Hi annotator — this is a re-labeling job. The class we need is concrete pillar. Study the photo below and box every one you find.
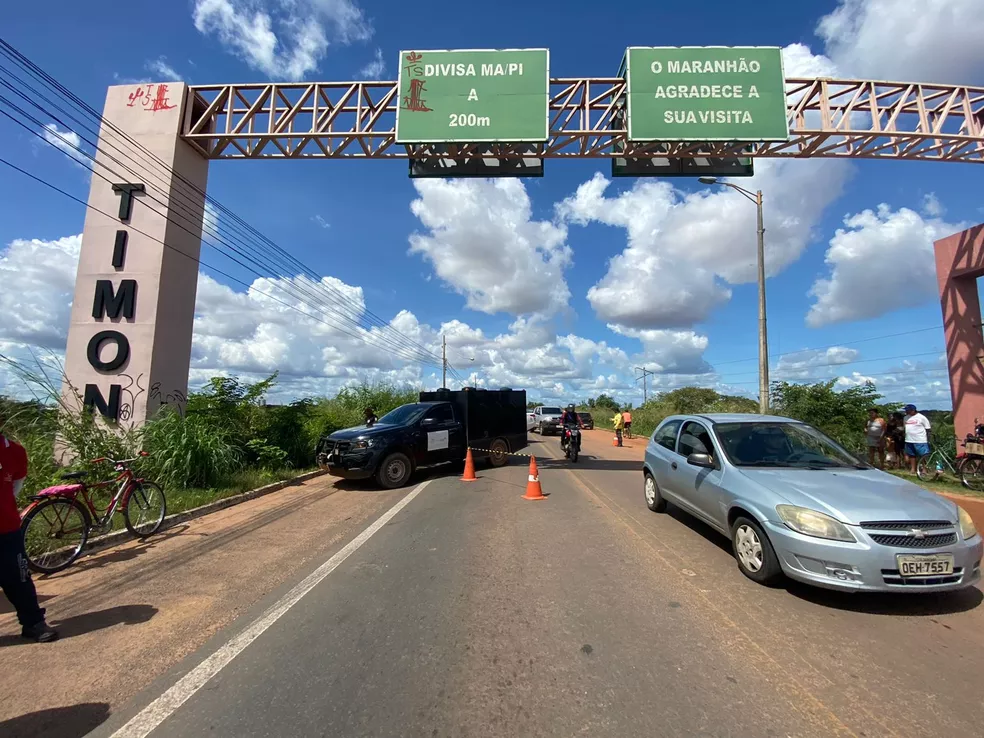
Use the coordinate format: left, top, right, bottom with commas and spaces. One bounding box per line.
935, 224, 984, 437
61, 82, 209, 427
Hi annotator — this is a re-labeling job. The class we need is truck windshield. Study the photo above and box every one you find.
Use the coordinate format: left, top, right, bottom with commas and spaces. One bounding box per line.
541, 407, 562, 415
377, 403, 428, 426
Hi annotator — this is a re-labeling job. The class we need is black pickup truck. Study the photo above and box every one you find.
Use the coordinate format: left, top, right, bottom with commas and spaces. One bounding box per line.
316, 388, 528, 488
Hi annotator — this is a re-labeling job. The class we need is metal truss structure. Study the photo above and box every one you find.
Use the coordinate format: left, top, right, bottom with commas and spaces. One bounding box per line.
183, 77, 984, 163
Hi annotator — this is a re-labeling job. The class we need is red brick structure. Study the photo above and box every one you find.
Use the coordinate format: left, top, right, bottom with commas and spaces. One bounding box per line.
935, 224, 984, 437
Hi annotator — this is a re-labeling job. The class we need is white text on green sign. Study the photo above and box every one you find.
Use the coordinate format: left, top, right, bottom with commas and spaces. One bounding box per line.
395, 49, 549, 144
624, 47, 789, 142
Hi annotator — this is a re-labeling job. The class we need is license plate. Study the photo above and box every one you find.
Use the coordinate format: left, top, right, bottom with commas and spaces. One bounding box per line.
897, 554, 954, 577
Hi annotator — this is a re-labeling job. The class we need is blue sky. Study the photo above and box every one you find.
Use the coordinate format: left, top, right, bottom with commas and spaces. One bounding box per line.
2, 0, 984, 408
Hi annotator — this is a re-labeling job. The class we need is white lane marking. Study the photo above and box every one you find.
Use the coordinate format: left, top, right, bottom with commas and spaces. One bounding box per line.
110, 479, 433, 738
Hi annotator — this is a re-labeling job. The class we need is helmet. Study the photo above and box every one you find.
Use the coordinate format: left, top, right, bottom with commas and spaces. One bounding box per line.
567, 404, 576, 411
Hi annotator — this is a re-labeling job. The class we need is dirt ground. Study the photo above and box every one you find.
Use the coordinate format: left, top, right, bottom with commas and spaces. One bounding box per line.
0, 474, 407, 738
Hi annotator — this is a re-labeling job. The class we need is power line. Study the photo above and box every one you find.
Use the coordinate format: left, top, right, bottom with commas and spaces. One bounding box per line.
0, 39, 448, 371
0, 92, 455, 374
709, 325, 944, 367
0, 155, 451, 379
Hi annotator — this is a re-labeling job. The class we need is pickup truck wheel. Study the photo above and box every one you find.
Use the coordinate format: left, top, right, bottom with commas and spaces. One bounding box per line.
488, 438, 509, 468
377, 452, 412, 489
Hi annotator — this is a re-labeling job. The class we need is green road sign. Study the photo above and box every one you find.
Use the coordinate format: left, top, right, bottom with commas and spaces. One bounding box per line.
622, 47, 789, 142
396, 49, 549, 144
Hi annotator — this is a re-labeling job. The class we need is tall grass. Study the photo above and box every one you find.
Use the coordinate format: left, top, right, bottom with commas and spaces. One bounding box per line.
303, 381, 420, 442
141, 410, 243, 490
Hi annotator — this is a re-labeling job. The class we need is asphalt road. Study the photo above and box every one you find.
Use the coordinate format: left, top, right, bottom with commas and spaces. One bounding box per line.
86, 431, 984, 738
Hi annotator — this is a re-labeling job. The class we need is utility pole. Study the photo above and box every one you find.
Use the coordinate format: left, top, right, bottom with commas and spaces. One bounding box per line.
636, 366, 655, 405
698, 177, 770, 414
442, 334, 447, 389
755, 189, 770, 414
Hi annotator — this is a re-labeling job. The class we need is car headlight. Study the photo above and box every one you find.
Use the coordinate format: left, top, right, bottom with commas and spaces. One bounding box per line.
958, 506, 978, 540
776, 505, 856, 542
351, 439, 374, 450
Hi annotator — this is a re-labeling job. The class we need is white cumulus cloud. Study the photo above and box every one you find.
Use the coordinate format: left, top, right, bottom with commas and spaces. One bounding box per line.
817, 0, 984, 82
358, 48, 386, 79
409, 178, 572, 317
192, 0, 372, 79
40, 124, 88, 168
807, 204, 966, 327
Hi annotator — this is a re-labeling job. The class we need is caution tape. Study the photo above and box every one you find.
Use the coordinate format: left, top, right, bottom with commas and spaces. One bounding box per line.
468, 446, 539, 458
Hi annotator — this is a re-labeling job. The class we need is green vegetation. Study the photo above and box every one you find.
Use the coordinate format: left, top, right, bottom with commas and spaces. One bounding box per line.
580, 387, 758, 437
0, 357, 420, 511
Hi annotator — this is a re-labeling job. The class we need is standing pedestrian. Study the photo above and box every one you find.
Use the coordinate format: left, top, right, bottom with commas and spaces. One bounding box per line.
903, 404, 932, 474
613, 410, 624, 447
0, 426, 58, 642
622, 408, 633, 439
864, 408, 886, 468
886, 412, 906, 468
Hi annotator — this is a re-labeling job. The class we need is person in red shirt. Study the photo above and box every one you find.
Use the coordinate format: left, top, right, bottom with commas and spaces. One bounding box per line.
0, 429, 57, 642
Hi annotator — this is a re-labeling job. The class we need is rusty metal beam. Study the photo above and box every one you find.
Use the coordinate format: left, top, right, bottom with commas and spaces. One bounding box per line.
182, 78, 984, 163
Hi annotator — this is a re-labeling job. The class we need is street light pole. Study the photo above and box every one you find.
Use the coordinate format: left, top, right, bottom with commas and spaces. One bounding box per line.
699, 177, 770, 413
754, 189, 769, 414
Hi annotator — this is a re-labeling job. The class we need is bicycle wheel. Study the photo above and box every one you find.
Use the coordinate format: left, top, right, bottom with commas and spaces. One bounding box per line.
21, 497, 89, 574
960, 456, 984, 492
916, 454, 936, 481
123, 481, 167, 538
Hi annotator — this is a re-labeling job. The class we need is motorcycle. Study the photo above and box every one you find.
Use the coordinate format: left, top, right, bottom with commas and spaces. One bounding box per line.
562, 425, 581, 463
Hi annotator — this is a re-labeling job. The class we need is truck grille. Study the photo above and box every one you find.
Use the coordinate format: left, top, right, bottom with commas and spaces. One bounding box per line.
321, 441, 351, 456
869, 533, 957, 548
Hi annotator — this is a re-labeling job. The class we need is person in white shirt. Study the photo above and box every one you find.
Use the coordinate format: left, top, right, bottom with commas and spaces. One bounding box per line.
903, 403, 932, 473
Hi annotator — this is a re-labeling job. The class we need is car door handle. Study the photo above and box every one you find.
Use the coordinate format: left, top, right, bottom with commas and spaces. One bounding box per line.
671, 462, 678, 470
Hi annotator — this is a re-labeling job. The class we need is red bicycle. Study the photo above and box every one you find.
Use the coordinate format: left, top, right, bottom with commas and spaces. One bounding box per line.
20, 453, 166, 574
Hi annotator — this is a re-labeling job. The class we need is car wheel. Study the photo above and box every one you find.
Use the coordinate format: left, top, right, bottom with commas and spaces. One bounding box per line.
376, 452, 413, 489
730, 516, 783, 586
644, 472, 666, 512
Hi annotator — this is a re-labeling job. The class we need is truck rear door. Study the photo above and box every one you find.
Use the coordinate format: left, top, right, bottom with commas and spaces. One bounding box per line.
417, 403, 463, 465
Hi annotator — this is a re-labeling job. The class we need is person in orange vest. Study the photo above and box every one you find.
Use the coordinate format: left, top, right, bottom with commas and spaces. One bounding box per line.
622, 408, 633, 439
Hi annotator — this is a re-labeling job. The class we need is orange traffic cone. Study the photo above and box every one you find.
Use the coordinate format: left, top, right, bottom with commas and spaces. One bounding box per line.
461, 448, 477, 482
522, 456, 546, 501
612, 435, 618, 447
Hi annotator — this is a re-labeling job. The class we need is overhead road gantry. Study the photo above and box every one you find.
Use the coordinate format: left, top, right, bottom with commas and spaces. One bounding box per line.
182, 77, 984, 164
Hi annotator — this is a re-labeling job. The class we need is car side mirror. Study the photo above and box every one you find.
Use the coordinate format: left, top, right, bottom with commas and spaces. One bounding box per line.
421, 417, 437, 427
687, 452, 715, 469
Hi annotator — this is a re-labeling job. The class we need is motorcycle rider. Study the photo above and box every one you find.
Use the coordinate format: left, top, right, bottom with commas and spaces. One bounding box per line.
559, 404, 583, 453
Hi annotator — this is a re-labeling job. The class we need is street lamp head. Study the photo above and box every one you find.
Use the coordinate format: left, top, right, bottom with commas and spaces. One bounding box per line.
697, 176, 719, 185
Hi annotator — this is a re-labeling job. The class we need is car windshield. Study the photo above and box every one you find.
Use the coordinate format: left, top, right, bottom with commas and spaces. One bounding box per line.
578, 413, 592, 420
377, 403, 428, 426
541, 407, 562, 415
713, 421, 867, 469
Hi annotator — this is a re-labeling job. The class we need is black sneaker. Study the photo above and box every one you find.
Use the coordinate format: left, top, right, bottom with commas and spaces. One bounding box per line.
21, 621, 59, 643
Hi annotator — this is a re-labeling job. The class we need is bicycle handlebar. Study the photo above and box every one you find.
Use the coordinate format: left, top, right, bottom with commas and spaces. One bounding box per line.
89, 451, 150, 466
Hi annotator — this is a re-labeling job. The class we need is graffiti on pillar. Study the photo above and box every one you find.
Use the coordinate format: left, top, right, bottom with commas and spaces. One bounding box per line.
150, 382, 187, 417
116, 373, 147, 424
126, 84, 177, 112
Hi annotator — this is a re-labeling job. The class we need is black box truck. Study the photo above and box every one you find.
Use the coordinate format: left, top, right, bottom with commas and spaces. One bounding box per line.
316, 387, 528, 488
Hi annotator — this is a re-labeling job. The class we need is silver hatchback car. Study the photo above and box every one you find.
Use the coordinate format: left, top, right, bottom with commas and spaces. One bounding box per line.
643, 414, 983, 593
